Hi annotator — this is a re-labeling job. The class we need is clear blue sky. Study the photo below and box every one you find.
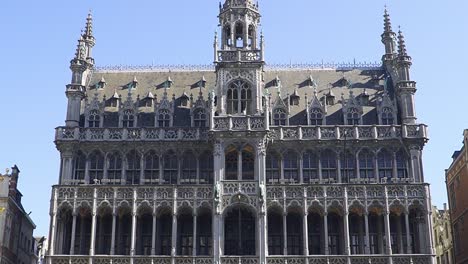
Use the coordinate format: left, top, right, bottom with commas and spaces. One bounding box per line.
0, 0, 466, 236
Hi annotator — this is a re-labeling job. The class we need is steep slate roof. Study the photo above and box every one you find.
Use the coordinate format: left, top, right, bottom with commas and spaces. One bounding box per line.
85, 67, 386, 125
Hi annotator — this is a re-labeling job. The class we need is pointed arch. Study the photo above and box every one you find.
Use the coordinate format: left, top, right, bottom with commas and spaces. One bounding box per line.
144, 150, 160, 184
89, 150, 104, 183
225, 145, 239, 180
242, 145, 255, 180
227, 80, 252, 115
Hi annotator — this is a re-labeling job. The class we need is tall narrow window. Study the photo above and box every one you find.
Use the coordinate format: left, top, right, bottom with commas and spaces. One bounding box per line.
268, 209, 283, 255
308, 212, 323, 255
107, 152, 122, 184
177, 212, 193, 255
381, 107, 394, 125
163, 151, 178, 184
396, 150, 408, 179
266, 152, 280, 183
181, 152, 197, 184
122, 110, 135, 128
158, 109, 171, 127
273, 108, 287, 126
242, 146, 255, 180
126, 150, 141, 184
359, 150, 375, 180
284, 151, 299, 183
328, 212, 343, 255
248, 25, 255, 48
287, 212, 303, 255
378, 149, 393, 182
73, 152, 86, 183
197, 210, 213, 255
302, 151, 318, 183
89, 151, 104, 183
346, 107, 360, 125
199, 151, 213, 184
340, 151, 355, 183
194, 108, 207, 127
225, 148, 238, 180
235, 23, 244, 48
224, 207, 256, 256
227, 80, 251, 115
144, 151, 159, 184
321, 150, 337, 182
157, 211, 172, 255
310, 108, 323, 125
88, 110, 100, 128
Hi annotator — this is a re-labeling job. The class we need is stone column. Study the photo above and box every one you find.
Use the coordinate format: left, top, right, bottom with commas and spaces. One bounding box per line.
283, 212, 288, 255
343, 187, 350, 255
336, 155, 342, 183
193, 213, 198, 256
384, 187, 392, 257
213, 140, 223, 263
364, 212, 370, 254
237, 149, 242, 181
130, 189, 138, 256
257, 139, 268, 263
374, 153, 379, 183
85, 159, 90, 184
323, 212, 329, 255
318, 152, 323, 183
152, 212, 157, 255
70, 211, 77, 255
299, 154, 304, 184
397, 214, 404, 254
90, 188, 98, 256
303, 210, 309, 256
392, 152, 398, 181
172, 213, 178, 257
48, 188, 59, 257
110, 211, 117, 255
404, 211, 412, 254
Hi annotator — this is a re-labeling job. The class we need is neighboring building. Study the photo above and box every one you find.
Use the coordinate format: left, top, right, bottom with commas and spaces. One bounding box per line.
0, 166, 38, 264
432, 204, 454, 264
35, 237, 47, 264
46, 1, 435, 264
446, 129, 468, 264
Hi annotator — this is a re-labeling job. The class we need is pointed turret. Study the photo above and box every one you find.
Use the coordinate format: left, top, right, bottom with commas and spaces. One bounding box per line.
381, 7, 397, 62
396, 28, 413, 81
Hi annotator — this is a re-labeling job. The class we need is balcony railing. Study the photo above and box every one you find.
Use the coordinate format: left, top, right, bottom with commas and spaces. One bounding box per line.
268, 124, 428, 141
212, 116, 266, 131
46, 255, 433, 264
217, 50, 263, 63
55, 127, 208, 142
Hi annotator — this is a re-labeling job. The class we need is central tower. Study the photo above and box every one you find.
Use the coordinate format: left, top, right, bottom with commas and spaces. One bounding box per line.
215, 0, 265, 115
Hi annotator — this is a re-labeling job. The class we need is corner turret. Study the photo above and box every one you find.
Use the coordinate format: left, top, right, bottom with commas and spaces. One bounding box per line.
381, 8, 397, 63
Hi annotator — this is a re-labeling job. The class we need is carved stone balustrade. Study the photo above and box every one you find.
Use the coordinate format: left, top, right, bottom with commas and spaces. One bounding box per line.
55, 127, 208, 142
268, 124, 428, 141
212, 116, 266, 131
217, 50, 263, 63
46, 255, 433, 264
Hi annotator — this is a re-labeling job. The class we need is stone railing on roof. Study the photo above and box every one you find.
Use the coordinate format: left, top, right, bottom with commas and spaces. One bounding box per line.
212, 116, 266, 131
268, 124, 427, 141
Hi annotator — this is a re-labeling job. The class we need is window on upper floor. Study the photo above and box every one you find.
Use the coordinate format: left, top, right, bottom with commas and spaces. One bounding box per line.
242, 145, 255, 180
88, 110, 100, 128
163, 151, 178, 184
310, 108, 323, 126
302, 151, 318, 183
122, 110, 135, 128
194, 108, 207, 128
225, 147, 239, 181
144, 151, 160, 184
199, 151, 213, 184
340, 151, 355, 183
89, 151, 104, 183
449, 183, 456, 211
321, 150, 337, 182
290, 95, 299, 106
378, 149, 393, 182
266, 152, 280, 183
107, 152, 122, 184
273, 108, 287, 126
235, 23, 244, 48
73, 151, 86, 183
181, 152, 197, 184
346, 107, 360, 125
381, 107, 394, 125
284, 151, 299, 183
359, 150, 375, 180
158, 109, 171, 127
227, 80, 251, 115
396, 150, 408, 179
126, 150, 141, 185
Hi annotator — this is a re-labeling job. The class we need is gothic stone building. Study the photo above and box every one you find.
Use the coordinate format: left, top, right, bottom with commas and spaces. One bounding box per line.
46, 1, 435, 264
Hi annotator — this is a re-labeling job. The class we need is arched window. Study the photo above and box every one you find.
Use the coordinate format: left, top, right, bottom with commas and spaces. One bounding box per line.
248, 25, 255, 48
328, 212, 343, 255
224, 207, 256, 255
158, 109, 171, 127
163, 151, 178, 184
340, 151, 355, 183
225, 148, 238, 180
359, 150, 375, 180
199, 151, 213, 184
369, 212, 384, 254
177, 211, 193, 255
73, 152, 86, 183
268, 208, 283, 255
96, 209, 112, 255
346, 107, 360, 125
242, 146, 255, 180
273, 108, 287, 126
107, 152, 122, 184
194, 108, 207, 127
266, 152, 280, 183
378, 149, 393, 182
310, 108, 323, 125
287, 211, 303, 255
144, 151, 159, 184
227, 80, 252, 115
321, 150, 337, 182
224, 25, 232, 47
349, 213, 365, 254
89, 151, 104, 183
88, 110, 100, 128
75, 209, 92, 255
122, 110, 135, 128
284, 151, 299, 183
308, 212, 323, 255
157, 210, 172, 255
381, 107, 394, 125
396, 150, 408, 179
126, 150, 141, 184
235, 22, 244, 48
303, 151, 319, 183
136, 212, 153, 255
197, 209, 213, 255
181, 152, 197, 184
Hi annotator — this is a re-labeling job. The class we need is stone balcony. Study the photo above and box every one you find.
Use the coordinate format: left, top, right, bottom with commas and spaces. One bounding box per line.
46, 254, 433, 264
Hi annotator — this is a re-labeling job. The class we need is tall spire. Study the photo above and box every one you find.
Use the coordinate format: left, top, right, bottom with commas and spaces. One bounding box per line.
398, 28, 408, 57
381, 7, 397, 61
83, 11, 95, 43
383, 7, 393, 33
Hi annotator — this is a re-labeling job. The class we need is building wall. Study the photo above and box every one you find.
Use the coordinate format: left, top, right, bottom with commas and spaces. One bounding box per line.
432, 205, 454, 264
446, 129, 468, 264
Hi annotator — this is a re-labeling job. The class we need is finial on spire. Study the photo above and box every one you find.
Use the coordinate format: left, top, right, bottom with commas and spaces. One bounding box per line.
398, 27, 408, 56
383, 6, 393, 33
83, 10, 94, 41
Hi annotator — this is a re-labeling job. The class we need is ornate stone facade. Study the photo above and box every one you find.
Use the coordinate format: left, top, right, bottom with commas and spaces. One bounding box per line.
46, 1, 435, 264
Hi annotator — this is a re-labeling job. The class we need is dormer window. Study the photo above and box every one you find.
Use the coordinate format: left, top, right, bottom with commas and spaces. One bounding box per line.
310, 108, 323, 126
122, 110, 135, 128
346, 107, 360, 125
326, 95, 335, 106
142, 98, 153, 107
88, 110, 100, 128
273, 108, 287, 126
194, 108, 207, 128
107, 98, 118, 108
180, 94, 190, 107
158, 109, 171, 127
96, 78, 106, 89
290, 94, 300, 106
